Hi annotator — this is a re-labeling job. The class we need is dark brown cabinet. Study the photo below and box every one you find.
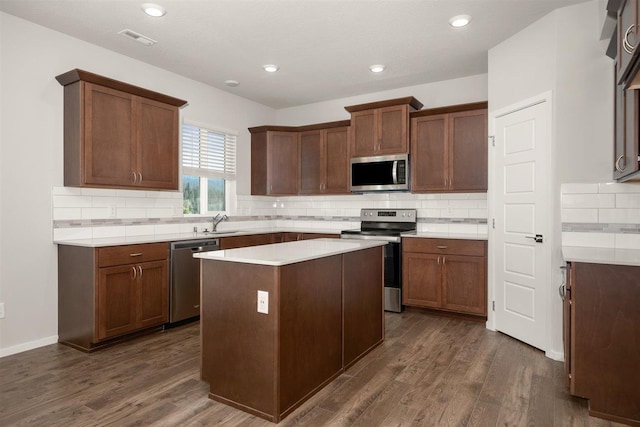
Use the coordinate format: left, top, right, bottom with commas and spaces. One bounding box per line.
402, 237, 487, 317
250, 129, 299, 195
564, 262, 640, 425
411, 103, 488, 192
617, 0, 639, 83
56, 69, 187, 191
58, 242, 169, 351
219, 233, 282, 249
345, 97, 423, 157
281, 232, 339, 242
299, 126, 350, 194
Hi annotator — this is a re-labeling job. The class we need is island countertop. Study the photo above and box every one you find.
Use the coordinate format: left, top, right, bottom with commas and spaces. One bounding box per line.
194, 238, 387, 266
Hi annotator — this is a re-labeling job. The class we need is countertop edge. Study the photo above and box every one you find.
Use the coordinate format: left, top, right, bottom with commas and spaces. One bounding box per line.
562, 245, 640, 267
194, 239, 387, 266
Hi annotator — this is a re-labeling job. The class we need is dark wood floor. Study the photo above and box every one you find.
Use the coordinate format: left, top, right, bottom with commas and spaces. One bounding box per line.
0, 312, 623, 426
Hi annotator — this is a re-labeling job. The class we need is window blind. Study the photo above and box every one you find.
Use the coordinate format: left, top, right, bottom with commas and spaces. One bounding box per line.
182, 124, 236, 179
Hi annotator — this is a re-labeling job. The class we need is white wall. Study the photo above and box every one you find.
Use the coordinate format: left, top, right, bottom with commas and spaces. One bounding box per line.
276, 74, 488, 125
0, 12, 275, 356
487, 0, 613, 360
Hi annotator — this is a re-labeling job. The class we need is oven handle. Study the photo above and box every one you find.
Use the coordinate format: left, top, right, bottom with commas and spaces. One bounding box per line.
392, 160, 398, 184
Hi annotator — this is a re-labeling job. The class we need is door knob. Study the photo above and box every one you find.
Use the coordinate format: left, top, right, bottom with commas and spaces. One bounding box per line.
525, 234, 543, 243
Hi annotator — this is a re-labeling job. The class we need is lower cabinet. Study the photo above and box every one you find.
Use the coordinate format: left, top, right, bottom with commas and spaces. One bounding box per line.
219, 233, 281, 249
564, 262, 640, 425
97, 259, 168, 340
281, 232, 340, 242
58, 242, 169, 351
402, 237, 487, 317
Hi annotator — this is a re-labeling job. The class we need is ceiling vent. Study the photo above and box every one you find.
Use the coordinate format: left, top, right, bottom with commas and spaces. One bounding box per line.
118, 29, 157, 46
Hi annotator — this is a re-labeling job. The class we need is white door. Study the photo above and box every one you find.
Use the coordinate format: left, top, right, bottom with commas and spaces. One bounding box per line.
491, 98, 550, 351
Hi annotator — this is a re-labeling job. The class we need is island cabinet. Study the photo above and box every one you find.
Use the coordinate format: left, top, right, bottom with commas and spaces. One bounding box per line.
198, 241, 384, 423
299, 123, 350, 194
564, 262, 640, 426
55, 69, 187, 191
249, 127, 299, 195
410, 102, 488, 192
345, 96, 423, 157
58, 242, 169, 351
402, 237, 487, 317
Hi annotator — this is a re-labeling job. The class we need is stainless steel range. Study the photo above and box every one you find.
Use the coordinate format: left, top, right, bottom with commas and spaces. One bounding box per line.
340, 209, 417, 312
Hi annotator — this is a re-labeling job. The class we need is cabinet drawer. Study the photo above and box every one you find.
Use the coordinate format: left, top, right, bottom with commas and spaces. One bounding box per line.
98, 242, 168, 267
402, 238, 485, 256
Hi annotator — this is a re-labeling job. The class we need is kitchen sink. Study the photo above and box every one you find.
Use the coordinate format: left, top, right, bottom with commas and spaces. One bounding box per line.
200, 230, 238, 235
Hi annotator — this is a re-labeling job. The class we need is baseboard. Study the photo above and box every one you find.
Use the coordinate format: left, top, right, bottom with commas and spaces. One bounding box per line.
546, 348, 564, 362
0, 335, 59, 358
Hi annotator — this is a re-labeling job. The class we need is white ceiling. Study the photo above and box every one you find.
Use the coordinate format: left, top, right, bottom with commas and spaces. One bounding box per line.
0, 0, 589, 109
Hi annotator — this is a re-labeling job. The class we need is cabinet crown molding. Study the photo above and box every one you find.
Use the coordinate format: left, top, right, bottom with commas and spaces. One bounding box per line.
344, 96, 423, 113
55, 69, 188, 108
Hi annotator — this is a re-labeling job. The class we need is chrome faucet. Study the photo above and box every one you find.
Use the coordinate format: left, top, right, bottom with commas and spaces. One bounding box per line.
212, 213, 228, 231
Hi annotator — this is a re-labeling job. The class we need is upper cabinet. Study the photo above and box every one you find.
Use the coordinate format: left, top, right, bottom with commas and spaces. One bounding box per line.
299, 123, 350, 195
411, 103, 488, 193
56, 69, 187, 191
250, 128, 299, 195
345, 97, 423, 157
250, 121, 350, 196
611, 1, 640, 182
617, 0, 639, 83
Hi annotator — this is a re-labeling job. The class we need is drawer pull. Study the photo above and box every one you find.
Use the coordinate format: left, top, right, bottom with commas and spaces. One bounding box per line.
129, 253, 143, 257
436, 245, 448, 249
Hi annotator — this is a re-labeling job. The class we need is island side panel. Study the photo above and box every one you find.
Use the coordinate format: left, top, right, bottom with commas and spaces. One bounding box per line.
201, 259, 278, 421
343, 246, 384, 368
279, 255, 343, 418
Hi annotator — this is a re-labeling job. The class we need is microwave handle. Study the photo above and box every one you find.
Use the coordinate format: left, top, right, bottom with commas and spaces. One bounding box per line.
392, 160, 398, 184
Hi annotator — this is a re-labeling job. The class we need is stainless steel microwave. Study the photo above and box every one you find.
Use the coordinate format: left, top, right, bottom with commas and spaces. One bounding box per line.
350, 154, 410, 192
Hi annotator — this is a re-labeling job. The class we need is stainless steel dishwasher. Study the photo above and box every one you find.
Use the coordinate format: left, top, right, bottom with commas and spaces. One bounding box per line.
169, 239, 219, 325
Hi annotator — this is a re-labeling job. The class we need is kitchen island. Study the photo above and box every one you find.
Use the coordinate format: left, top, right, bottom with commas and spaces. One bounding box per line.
194, 238, 386, 423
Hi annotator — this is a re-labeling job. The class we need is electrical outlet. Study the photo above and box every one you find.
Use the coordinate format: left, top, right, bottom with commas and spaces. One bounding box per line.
107, 205, 117, 218
0, 303, 5, 319
257, 291, 268, 314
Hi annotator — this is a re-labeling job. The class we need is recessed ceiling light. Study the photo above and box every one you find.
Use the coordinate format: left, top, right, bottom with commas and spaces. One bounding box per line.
225, 80, 240, 87
142, 3, 166, 17
449, 14, 471, 28
263, 64, 279, 73
369, 64, 386, 73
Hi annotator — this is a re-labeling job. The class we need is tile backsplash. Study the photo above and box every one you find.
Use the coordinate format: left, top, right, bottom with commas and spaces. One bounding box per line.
561, 182, 640, 248
52, 186, 488, 241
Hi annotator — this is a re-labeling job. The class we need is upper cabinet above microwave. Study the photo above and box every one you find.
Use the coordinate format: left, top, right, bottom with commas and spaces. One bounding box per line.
345, 97, 423, 157
56, 69, 188, 191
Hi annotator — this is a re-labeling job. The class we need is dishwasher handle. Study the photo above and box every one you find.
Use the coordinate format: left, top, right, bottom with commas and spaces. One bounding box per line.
171, 239, 219, 252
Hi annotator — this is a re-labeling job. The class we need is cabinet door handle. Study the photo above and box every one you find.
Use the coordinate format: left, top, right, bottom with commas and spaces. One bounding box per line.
130, 253, 143, 257
443, 257, 446, 265
437, 256, 440, 265
436, 245, 448, 249
132, 266, 137, 279
615, 154, 626, 172
138, 265, 143, 278
131, 171, 138, 184
559, 283, 566, 300
138, 172, 143, 183
624, 24, 636, 54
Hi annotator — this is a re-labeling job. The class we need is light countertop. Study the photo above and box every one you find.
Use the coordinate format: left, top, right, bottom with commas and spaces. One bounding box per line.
403, 232, 488, 241
562, 246, 640, 267
54, 227, 343, 247
194, 238, 387, 266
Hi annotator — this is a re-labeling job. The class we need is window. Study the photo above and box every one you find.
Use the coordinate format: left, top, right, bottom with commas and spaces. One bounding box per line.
182, 123, 236, 215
